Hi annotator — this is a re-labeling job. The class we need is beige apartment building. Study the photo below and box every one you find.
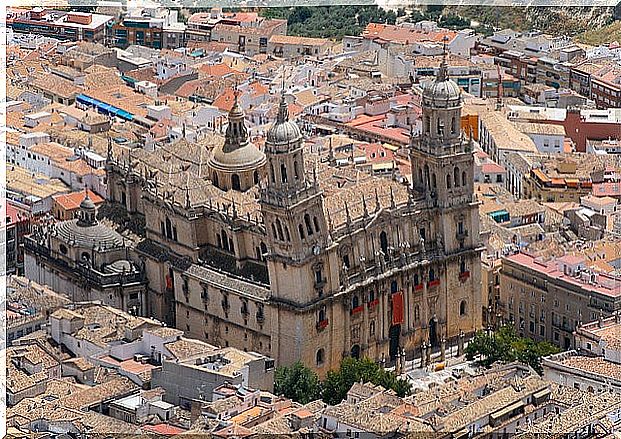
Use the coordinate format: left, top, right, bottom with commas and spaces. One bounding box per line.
106, 59, 482, 373
500, 252, 621, 351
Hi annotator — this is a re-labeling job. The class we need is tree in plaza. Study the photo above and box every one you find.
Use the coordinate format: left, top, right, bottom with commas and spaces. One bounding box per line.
465, 325, 560, 374
274, 357, 412, 406
321, 357, 412, 405
274, 361, 322, 404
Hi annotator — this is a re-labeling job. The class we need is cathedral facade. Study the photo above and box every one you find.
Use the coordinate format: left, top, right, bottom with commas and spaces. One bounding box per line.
106, 63, 482, 373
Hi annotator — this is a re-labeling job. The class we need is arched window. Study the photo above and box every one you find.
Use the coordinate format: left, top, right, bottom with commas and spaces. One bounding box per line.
432, 173, 437, 189
343, 254, 350, 269
276, 219, 284, 241
271, 223, 277, 239
212, 172, 219, 188
437, 117, 443, 135
451, 116, 456, 134
414, 305, 420, 321
281, 163, 288, 183
418, 168, 423, 185
425, 116, 430, 133
304, 214, 313, 236
429, 268, 435, 281
460, 300, 467, 316
369, 290, 375, 302
462, 171, 467, 187
270, 163, 275, 183
298, 224, 305, 240
446, 174, 452, 189
231, 174, 241, 191
318, 306, 326, 322
316, 348, 325, 365
414, 274, 419, 286
454, 167, 460, 187
391, 280, 398, 293
294, 161, 300, 180
165, 217, 173, 239
260, 242, 267, 260
424, 165, 430, 187
352, 294, 359, 309
221, 229, 229, 251
460, 257, 466, 274
253, 170, 259, 185
284, 226, 291, 242
313, 216, 320, 233
380, 231, 389, 255
370, 321, 375, 335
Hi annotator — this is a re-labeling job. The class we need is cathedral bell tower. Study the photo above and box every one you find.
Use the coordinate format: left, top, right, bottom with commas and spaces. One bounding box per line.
260, 94, 330, 304
410, 42, 479, 255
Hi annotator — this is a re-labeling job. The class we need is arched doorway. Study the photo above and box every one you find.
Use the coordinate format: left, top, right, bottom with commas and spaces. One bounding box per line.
389, 325, 400, 360
429, 317, 438, 347
351, 344, 360, 359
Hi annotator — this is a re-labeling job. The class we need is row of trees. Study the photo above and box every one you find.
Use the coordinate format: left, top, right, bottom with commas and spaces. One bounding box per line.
274, 357, 411, 406
465, 325, 560, 374
276, 326, 559, 406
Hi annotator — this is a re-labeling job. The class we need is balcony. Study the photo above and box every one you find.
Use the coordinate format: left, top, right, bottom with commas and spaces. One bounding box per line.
316, 319, 329, 330
459, 271, 470, 282
367, 298, 380, 309
456, 230, 469, 240
428, 279, 440, 288
351, 305, 364, 316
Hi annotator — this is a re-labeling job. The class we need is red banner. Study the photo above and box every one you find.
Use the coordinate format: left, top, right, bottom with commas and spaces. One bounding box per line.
392, 291, 404, 326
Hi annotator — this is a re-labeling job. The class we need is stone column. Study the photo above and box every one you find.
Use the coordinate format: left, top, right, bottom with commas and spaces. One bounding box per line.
420, 342, 426, 368
400, 348, 407, 374
395, 352, 402, 375
440, 338, 446, 362
457, 330, 465, 357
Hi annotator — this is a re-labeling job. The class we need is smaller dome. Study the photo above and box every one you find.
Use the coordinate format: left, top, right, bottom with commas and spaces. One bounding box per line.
422, 79, 461, 105
104, 259, 137, 274
208, 93, 266, 173
266, 95, 302, 146
80, 193, 96, 210
421, 51, 461, 108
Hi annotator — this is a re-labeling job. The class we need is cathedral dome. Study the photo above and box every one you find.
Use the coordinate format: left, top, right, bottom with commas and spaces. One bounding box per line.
266, 95, 302, 147
421, 54, 461, 108
54, 219, 125, 250
53, 193, 124, 250
208, 95, 266, 173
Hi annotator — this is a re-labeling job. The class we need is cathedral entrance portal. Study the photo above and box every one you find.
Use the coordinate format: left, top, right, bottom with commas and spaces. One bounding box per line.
389, 325, 400, 360
351, 344, 360, 359
429, 317, 438, 347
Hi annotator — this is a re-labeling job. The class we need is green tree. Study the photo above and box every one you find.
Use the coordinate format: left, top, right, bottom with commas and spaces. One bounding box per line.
274, 361, 321, 404
321, 357, 411, 405
466, 325, 560, 374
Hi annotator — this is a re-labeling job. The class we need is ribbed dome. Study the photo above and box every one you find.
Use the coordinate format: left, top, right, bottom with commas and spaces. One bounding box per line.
55, 220, 125, 250
422, 79, 461, 106
266, 95, 302, 146
104, 259, 137, 274
421, 52, 461, 108
208, 93, 266, 172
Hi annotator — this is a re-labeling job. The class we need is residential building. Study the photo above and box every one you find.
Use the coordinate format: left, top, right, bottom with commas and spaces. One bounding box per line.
500, 251, 621, 350
8, 8, 113, 42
